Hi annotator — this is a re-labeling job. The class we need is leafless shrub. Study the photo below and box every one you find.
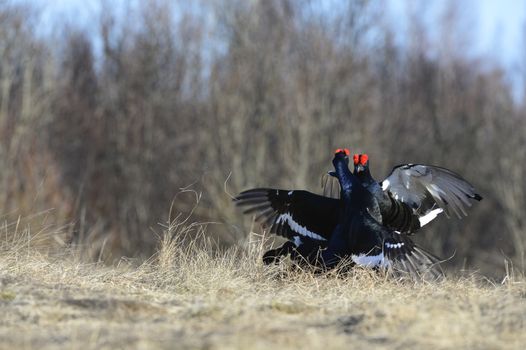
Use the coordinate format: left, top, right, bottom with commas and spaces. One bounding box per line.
0, 0, 524, 277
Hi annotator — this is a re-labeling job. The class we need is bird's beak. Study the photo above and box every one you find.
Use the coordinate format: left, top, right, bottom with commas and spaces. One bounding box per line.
327, 171, 337, 178
356, 165, 365, 172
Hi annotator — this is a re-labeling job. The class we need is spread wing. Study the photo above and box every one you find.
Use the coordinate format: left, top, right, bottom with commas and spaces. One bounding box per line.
381, 164, 482, 220
234, 188, 340, 243
321, 173, 341, 199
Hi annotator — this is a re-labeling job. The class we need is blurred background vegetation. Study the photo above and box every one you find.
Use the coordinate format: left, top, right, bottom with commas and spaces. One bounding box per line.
0, 0, 524, 277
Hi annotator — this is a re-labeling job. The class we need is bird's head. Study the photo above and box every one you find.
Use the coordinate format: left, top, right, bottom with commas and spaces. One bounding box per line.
332, 148, 350, 168
353, 153, 369, 173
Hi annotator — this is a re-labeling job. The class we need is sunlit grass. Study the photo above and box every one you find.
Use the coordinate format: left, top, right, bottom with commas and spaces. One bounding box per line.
0, 215, 524, 349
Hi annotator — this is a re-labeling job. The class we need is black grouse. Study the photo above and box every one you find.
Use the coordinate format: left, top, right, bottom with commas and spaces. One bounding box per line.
235, 149, 443, 278
318, 149, 442, 277
349, 153, 482, 234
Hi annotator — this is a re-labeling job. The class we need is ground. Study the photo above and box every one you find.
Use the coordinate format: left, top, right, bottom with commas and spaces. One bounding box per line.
0, 224, 525, 350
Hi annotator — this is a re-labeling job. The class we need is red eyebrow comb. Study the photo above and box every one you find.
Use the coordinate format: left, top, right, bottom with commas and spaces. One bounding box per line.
359, 154, 369, 165
353, 154, 359, 165
334, 148, 350, 156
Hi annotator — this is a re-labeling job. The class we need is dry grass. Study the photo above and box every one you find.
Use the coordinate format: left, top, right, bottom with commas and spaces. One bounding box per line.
0, 217, 525, 350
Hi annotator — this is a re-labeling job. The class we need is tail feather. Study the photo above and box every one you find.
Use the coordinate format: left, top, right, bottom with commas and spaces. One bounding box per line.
383, 236, 444, 280
392, 245, 444, 280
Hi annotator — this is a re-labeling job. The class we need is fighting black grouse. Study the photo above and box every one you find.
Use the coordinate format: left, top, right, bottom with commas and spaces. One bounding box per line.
235, 149, 443, 278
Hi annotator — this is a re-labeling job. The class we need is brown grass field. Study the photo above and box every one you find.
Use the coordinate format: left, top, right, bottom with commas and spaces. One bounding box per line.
0, 218, 525, 350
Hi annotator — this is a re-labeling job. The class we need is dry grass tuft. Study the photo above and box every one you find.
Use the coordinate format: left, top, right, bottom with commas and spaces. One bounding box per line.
0, 216, 525, 350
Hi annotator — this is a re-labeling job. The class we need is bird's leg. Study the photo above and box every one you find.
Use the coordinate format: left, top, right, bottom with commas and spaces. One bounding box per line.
262, 241, 296, 265
290, 241, 325, 266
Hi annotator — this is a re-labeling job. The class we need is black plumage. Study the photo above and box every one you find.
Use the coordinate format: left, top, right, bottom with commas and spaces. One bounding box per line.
234, 188, 339, 264
235, 149, 444, 279
235, 188, 340, 242
335, 153, 483, 234
318, 150, 442, 279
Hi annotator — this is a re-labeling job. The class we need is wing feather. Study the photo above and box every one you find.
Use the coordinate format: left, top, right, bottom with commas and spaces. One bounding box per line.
321, 173, 341, 199
383, 164, 482, 220
234, 188, 340, 242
